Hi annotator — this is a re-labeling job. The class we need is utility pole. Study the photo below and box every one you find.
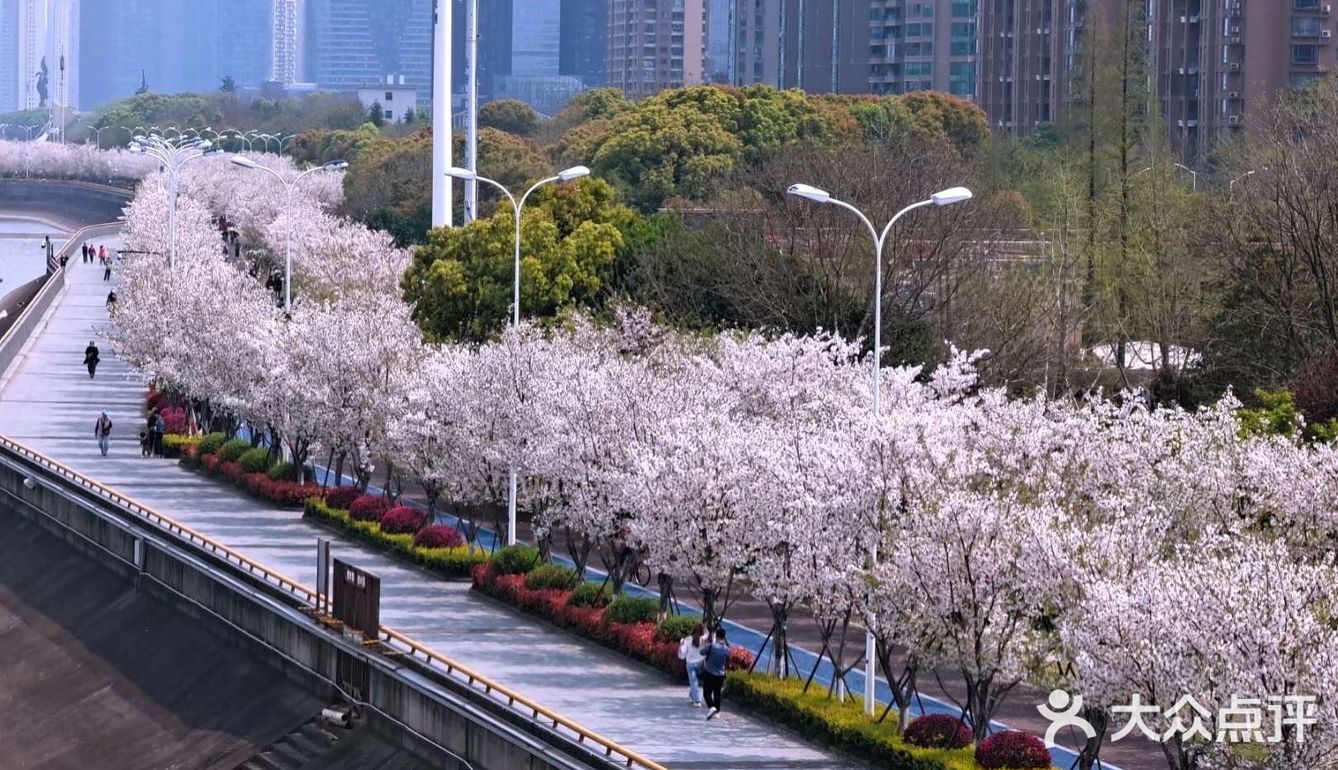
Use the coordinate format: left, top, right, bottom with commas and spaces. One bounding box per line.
465, 0, 478, 222
431, 0, 453, 228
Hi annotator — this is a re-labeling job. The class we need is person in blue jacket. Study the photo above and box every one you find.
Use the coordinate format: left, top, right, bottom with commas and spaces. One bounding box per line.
699, 627, 731, 720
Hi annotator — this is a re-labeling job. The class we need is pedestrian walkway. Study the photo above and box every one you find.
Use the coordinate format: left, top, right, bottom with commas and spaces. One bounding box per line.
0, 235, 855, 769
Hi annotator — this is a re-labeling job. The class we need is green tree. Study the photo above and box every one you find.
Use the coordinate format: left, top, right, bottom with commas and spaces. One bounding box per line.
220, 75, 237, 93
368, 101, 385, 127
479, 99, 540, 136
402, 179, 632, 341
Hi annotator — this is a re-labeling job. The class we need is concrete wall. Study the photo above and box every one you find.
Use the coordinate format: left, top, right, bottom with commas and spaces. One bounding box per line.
0, 444, 625, 770
0, 179, 132, 231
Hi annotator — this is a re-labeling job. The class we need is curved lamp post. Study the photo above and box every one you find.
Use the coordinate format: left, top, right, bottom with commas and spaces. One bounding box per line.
230, 156, 349, 311
786, 181, 973, 715
446, 163, 591, 546
128, 134, 217, 266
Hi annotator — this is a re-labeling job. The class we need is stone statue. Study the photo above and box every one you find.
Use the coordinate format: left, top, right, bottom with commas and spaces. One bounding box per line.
35, 57, 48, 108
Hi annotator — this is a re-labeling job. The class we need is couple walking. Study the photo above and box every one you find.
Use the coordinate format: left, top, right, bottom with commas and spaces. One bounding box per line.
678, 623, 731, 720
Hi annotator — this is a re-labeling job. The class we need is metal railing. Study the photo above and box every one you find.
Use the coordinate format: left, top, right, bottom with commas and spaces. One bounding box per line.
0, 435, 667, 770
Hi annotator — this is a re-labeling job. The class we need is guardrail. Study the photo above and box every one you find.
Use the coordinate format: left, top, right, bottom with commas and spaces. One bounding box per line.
0, 434, 668, 770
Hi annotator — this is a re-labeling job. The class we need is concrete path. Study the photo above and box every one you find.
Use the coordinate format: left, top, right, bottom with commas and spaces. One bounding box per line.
0, 233, 855, 770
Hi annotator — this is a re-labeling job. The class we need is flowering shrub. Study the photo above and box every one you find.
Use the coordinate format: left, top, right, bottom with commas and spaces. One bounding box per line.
349, 494, 392, 522
200, 452, 221, 473
218, 461, 246, 483
905, 714, 973, 750
306, 499, 486, 577
414, 524, 465, 549
380, 505, 428, 534
324, 485, 361, 510
146, 389, 168, 413
162, 433, 200, 459
241, 474, 323, 507
471, 565, 754, 682
159, 406, 188, 434
975, 731, 1050, 769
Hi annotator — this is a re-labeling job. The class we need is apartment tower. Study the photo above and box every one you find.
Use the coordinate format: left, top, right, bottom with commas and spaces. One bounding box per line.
869, 0, 978, 98
730, 0, 872, 92
607, 0, 709, 97
1150, 0, 1337, 164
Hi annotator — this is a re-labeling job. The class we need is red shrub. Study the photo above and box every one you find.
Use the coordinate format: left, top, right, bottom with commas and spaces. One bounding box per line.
414, 525, 465, 549
181, 443, 199, 461
219, 461, 245, 483
324, 485, 361, 510
200, 452, 221, 473
726, 644, 755, 671
470, 563, 492, 586
243, 474, 323, 507
975, 731, 1051, 769
349, 494, 391, 522
905, 714, 973, 749
380, 506, 428, 534
146, 389, 168, 412
159, 406, 188, 434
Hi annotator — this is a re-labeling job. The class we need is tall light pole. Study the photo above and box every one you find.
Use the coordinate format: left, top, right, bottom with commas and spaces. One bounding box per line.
230, 156, 349, 312
128, 134, 217, 266
432, 0, 453, 228
1229, 168, 1265, 196
447, 164, 591, 545
464, 0, 479, 222
786, 182, 973, 715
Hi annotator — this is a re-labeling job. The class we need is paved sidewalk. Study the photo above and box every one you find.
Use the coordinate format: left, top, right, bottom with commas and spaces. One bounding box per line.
0, 235, 855, 769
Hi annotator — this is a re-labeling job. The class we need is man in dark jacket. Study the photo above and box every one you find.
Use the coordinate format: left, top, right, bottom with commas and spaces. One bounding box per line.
84, 341, 99, 379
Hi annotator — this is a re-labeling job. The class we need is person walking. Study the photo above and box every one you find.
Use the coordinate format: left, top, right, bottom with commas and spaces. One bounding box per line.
102, 251, 112, 281
106, 290, 117, 310
83, 341, 100, 379
677, 622, 708, 707
699, 627, 731, 720
81, 243, 88, 263
98, 244, 106, 262
152, 411, 166, 456
94, 411, 113, 456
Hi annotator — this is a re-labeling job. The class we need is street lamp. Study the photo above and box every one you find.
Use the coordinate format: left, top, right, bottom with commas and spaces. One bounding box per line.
1133, 163, 1198, 192
231, 156, 349, 311
128, 134, 216, 266
1229, 168, 1265, 196
446, 163, 591, 546
786, 181, 972, 715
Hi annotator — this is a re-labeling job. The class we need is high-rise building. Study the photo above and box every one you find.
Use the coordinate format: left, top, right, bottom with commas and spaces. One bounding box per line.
977, 0, 1086, 133
271, 0, 303, 84
214, 0, 271, 90
607, 0, 709, 97
0, 2, 17, 112
512, 0, 559, 76
730, 0, 870, 92
707, 0, 730, 81
869, 0, 978, 98
305, 0, 434, 106
559, 0, 606, 86
1148, 0, 1336, 165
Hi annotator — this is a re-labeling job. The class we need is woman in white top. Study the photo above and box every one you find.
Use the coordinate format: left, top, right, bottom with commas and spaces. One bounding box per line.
677, 622, 707, 707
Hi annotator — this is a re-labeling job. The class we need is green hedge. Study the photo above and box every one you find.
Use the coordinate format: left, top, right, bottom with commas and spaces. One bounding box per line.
238, 447, 272, 473
568, 581, 610, 608
654, 614, 699, 642
493, 544, 541, 574
304, 498, 487, 578
605, 594, 658, 625
525, 563, 578, 590
725, 673, 984, 770
197, 432, 228, 455
218, 438, 251, 462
